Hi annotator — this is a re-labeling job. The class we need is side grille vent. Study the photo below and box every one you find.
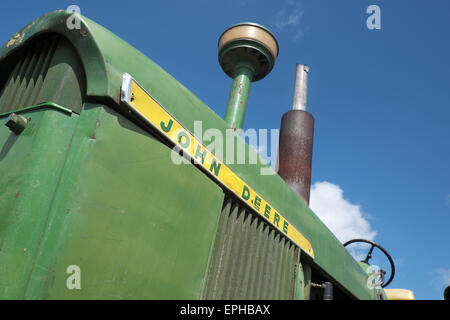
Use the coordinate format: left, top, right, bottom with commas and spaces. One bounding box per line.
0, 36, 58, 114
0, 34, 85, 114
203, 196, 299, 299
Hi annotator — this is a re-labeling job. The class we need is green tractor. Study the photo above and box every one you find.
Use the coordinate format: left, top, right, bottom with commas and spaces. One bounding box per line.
0, 10, 415, 300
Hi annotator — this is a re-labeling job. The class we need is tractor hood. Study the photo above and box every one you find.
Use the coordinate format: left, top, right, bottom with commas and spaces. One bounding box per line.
0, 10, 380, 299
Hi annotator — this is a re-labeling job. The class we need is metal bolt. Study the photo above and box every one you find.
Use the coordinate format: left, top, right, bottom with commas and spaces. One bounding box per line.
5, 113, 29, 134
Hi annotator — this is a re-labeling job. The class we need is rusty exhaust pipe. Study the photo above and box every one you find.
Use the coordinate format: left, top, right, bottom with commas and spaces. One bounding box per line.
278, 64, 314, 205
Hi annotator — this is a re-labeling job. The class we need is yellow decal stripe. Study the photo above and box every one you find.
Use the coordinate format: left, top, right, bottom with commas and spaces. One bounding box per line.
121, 75, 314, 258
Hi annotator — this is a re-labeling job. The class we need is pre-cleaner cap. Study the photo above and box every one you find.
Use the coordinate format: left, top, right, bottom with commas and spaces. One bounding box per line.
218, 22, 279, 81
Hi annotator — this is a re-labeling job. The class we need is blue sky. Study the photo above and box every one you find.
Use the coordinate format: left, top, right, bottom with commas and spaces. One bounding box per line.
1, 0, 449, 299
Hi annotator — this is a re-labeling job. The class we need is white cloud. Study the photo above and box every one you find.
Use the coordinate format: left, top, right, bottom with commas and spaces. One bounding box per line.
432, 268, 450, 291
310, 181, 377, 261
274, 1, 304, 41
275, 8, 303, 30
310, 181, 377, 243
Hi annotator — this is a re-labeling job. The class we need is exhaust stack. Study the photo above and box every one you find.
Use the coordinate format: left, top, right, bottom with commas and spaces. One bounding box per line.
278, 64, 315, 205
218, 23, 279, 130
292, 64, 309, 111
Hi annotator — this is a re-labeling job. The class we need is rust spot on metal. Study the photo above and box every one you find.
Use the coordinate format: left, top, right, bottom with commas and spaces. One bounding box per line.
67, 134, 74, 148
278, 110, 315, 205
92, 119, 100, 139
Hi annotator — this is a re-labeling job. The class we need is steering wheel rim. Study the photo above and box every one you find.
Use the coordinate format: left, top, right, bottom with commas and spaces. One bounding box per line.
343, 239, 395, 288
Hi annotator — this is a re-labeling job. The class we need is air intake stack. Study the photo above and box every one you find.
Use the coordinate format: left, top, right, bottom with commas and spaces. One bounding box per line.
278, 64, 315, 205
218, 23, 279, 130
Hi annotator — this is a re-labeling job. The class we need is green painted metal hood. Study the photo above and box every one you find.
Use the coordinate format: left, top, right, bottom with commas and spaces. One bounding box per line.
0, 11, 380, 299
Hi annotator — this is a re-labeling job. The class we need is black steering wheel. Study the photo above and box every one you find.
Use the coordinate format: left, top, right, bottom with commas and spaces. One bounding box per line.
343, 239, 395, 288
